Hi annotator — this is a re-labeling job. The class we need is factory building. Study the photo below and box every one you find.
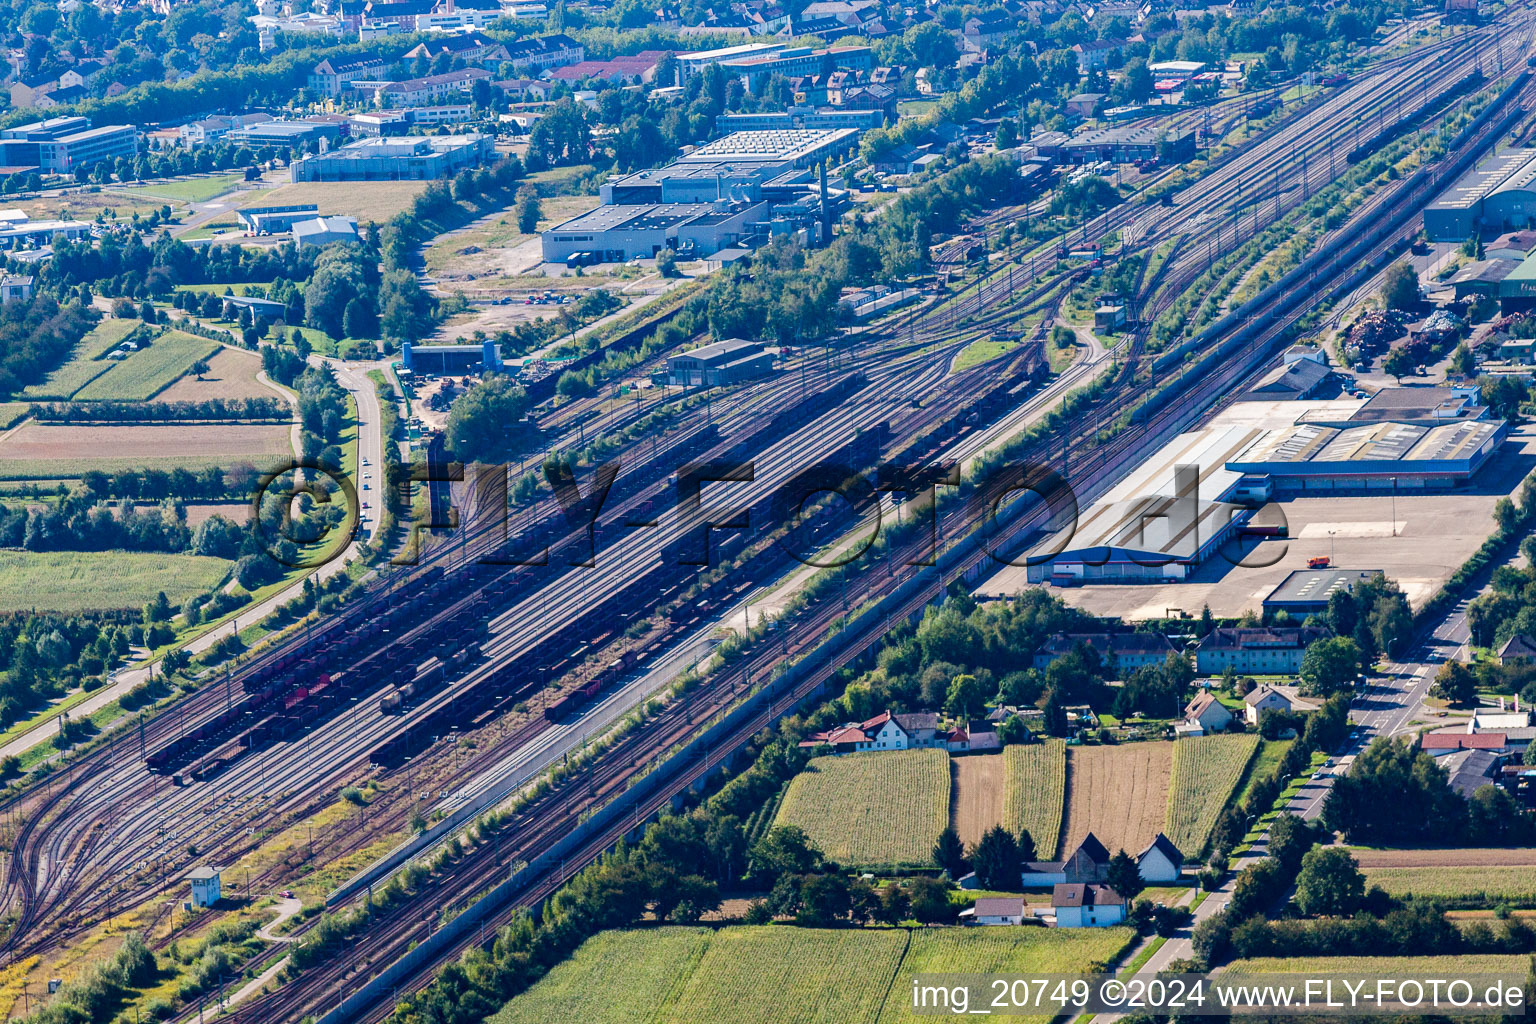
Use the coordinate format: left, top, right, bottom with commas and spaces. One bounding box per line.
400, 340, 503, 376
716, 108, 886, 133
0, 218, 91, 247
666, 339, 775, 387
1426, 149, 1536, 240
289, 134, 492, 182
542, 201, 766, 263
1026, 393, 1508, 585
292, 215, 359, 248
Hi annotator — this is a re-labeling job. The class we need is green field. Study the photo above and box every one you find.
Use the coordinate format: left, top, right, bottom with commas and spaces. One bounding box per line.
1361, 865, 1536, 904
1165, 733, 1260, 857
18, 319, 147, 401
493, 926, 1135, 1024
1234, 738, 1293, 807
117, 173, 246, 204
73, 331, 220, 401
774, 749, 950, 868
1003, 740, 1067, 859
0, 551, 230, 611
0, 403, 26, 429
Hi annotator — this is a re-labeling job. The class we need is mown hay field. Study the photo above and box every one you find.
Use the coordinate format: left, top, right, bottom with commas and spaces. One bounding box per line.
239, 180, 427, 220
154, 346, 277, 403
1165, 733, 1260, 857
1350, 848, 1536, 867
774, 749, 949, 868
19, 318, 147, 401
1002, 740, 1067, 858
0, 422, 291, 465
0, 551, 230, 611
493, 925, 1135, 1024
73, 331, 220, 401
952, 753, 1004, 849
1361, 865, 1536, 903
1061, 743, 1172, 857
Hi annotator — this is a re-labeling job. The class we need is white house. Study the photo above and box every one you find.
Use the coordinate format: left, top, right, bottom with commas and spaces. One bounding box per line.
1244, 684, 1293, 725
1183, 693, 1233, 734
959, 896, 1029, 925
188, 866, 222, 908
1052, 884, 1126, 927
798, 710, 941, 754
1135, 834, 1183, 883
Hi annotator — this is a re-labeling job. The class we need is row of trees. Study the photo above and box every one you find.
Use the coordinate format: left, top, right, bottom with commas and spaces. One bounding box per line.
0, 296, 99, 398
29, 396, 287, 423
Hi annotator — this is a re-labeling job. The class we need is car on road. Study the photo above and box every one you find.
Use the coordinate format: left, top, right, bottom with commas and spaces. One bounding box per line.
281, 889, 293, 898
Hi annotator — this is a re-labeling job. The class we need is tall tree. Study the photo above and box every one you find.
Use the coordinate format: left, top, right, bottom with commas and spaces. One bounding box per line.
932, 826, 968, 878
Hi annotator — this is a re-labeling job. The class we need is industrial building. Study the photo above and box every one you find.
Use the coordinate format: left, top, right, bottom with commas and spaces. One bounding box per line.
543, 201, 767, 263
289, 134, 492, 182
1426, 149, 1536, 240
292, 215, 359, 247
675, 42, 787, 82
666, 339, 775, 387
1025, 392, 1508, 584
0, 218, 90, 247
0, 118, 138, 174
1262, 568, 1384, 616
716, 108, 886, 133
601, 128, 860, 204
400, 340, 503, 376
237, 204, 321, 234
227, 119, 343, 149
1059, 125, 1195, 164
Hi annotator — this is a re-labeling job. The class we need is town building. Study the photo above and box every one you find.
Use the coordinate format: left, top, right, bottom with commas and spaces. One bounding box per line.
1032, 632, 1180, 672
0, 118, 137, 174
675, 42, 788, 82
1194, 626, 1330, 675
1052, 883, 1126, 927
237, 204, 321, 234
715, 107, 886, 133
188, 866, 222, 908
1500, 635, 1536, 664
292, 215, 360, 248
178, 113, 269, 147
548, 51, 670, 85
718, 45, 873, 90
289, 134, 493, 182
666, 338, 776, 387
1072, 38, 1126, 71
404, 30, 517, 65
309, 56, 389, 97
373, 69, 492, 107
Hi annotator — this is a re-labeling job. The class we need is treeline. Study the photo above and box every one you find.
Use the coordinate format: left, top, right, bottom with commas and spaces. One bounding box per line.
29, 397, 288, 422
77, 465, 259, 501
0, 490, 191, 554
0, 296, 99, 397
46, 230, 324, 299
0, 609, 143, 726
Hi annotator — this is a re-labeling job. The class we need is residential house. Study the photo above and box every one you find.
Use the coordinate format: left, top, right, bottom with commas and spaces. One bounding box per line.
1135, 834, 1182, 883
1194, 626, 1329, 675
1052, 883, 1126, 927
1033, 632, 1180, 673
797, 709, 942, 753
1016, 833, 1111, 888
869, 65, 906, 89
962, 10, 1014, 50
1500, 635, 1536, 664
1244, 684, 1292, 725
1072, 38, 1125, 71
944, 719, 1001, 754
959, 896, 1030, 925
9, 73, 56, 110
1181, 693, 1233, 735
493, 78, 551, 101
